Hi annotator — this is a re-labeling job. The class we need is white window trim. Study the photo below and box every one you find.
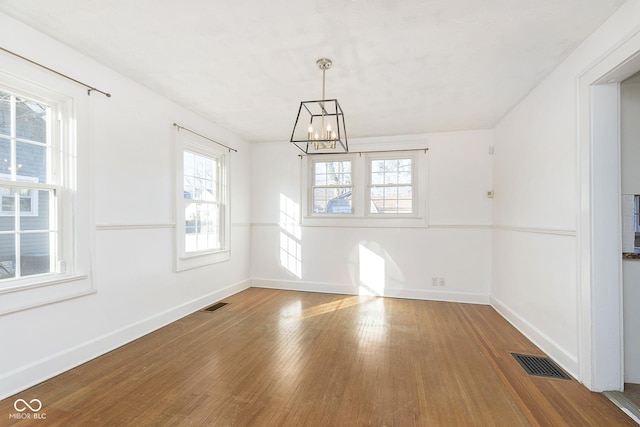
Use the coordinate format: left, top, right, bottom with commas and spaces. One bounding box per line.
174, 130, 230, 271
0, 68, 93, 315
365, 151, 419, 217
302, 148, 427, 228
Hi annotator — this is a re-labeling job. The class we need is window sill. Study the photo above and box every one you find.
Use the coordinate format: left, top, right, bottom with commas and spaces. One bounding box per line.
176, 250, 230, 272
0, 274, 93, 316
302, 215, 427, 228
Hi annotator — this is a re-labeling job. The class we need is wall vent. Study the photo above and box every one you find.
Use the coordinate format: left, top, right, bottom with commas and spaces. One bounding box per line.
511, 353, 571, 380
202, 302, 228, 312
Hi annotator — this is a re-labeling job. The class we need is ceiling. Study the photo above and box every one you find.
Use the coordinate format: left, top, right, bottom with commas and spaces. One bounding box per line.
0, 0, 627, 143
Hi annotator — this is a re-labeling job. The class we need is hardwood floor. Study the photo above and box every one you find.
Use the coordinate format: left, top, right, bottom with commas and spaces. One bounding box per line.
1, 288, 635, 426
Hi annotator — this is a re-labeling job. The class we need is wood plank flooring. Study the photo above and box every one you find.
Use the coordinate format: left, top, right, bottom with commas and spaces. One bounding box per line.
0, 288, 635, 426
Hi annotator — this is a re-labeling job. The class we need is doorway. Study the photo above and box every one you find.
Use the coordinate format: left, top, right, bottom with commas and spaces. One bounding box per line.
579, 32, 640, 420
614, 71, 640, 416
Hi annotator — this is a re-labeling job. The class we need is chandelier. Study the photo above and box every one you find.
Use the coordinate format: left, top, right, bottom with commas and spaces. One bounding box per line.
290, 58, 348, 154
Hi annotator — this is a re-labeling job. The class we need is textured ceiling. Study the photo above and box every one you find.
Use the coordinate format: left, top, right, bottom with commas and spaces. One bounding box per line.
0, 0, 627, 143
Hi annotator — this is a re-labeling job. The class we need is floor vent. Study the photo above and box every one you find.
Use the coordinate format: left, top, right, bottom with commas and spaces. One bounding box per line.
511, 353, 571, 380
202, 302, 228, 312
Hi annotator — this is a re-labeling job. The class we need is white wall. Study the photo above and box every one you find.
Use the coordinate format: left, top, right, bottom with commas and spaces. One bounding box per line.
0, 12, 252, 399
492, 0, 640, 382
251, 130, 493, 303
621, 74, 640, 384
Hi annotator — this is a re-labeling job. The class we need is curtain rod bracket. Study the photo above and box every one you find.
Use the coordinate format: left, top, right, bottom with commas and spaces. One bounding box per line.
88, 88, 111, 97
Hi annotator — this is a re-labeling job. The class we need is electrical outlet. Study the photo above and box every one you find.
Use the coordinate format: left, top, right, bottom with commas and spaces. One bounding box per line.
432, 277, 438, 286
439, 277, 446, 286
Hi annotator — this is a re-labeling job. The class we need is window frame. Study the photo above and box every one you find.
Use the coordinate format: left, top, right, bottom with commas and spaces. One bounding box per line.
366, 152, 418, 216
175, 130, 230, 271
302, 148, 427, 228
0, 68, 91, 315
0, 80, 65, 285
310, 157, 354, 216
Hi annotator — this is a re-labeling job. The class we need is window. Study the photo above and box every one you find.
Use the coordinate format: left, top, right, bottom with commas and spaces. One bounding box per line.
0, 88, 57, 281
312, 159, 352, 214
368, 156, 414, 214
175, 132, 229, 271
0, 67, 91, 315
183, 150, 221, 252
304, 149, 425, 227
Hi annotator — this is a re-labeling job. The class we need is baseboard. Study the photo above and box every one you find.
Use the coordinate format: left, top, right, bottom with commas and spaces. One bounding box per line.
490, 295, 579, 379
251, 278, 490, 305
0, 279, 251, 401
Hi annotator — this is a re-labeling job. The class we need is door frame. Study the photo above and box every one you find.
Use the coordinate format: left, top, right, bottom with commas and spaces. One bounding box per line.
578, 30, 640, 391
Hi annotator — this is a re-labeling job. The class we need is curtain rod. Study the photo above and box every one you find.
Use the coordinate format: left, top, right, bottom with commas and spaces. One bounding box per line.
298, 148, 428, 157
1, 47, 111, 98
173, 123, 238, 153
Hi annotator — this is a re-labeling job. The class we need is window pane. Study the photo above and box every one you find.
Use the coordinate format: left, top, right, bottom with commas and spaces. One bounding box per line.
20, 232, 51, 276
200, 203, 220, 250
314, 187, 352, 213
384, 161, 398, 184
206, 158, 216, 184
398, 171, 412, 184
194, 178, 204, 199
398, 159, 412, 183
371, 160, 385, 172
16, 97, 47, 143
0, 234, 15, 279
371, 172, 384, 185
21, 190, 48, 230
397, 187, 413, 213
184, 151, 218, 203
314, 161, 351, 186
0, 187, 17, 222
185, 201, 220, 253
183, 176, 194, 200
314, 172, 327, 186
399, 159, 412, 170
16, 141, 47, 183
194, 154, 206, 179
370, 185, 413, 214
185, 201, 198, 234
